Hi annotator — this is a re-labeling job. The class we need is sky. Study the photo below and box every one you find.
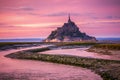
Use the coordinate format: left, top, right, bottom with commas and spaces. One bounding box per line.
0, 0, 120, 39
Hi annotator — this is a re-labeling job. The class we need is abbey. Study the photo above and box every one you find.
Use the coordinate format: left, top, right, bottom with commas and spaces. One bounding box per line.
44, 15, 96, 42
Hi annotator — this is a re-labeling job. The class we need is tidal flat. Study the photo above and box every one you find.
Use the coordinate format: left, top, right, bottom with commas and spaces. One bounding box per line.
4, 42, 120, 80
0, 43, 102, 80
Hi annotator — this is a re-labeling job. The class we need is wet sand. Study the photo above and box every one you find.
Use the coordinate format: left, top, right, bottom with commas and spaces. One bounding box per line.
0, 46, 102, 80
40, 47, 120, 60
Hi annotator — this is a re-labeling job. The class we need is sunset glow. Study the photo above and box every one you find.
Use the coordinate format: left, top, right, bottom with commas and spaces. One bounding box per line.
0, 0, 120, 39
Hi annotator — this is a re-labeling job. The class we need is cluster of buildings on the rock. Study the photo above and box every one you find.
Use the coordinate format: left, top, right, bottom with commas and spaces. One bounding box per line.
44, 15, 97, 42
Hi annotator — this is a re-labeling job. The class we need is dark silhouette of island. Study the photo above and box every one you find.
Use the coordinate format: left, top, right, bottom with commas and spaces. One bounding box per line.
44, 14, 96, 42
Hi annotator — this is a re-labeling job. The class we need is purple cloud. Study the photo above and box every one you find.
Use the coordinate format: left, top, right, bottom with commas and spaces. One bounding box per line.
0, 6, 35, 11
44, 12, 80, 17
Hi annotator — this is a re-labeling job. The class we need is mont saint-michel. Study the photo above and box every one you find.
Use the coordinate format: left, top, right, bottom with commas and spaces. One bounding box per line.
44, 15, 96, 42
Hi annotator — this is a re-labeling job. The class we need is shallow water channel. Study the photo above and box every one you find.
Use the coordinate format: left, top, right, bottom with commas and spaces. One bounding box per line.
0, 45, 102, 80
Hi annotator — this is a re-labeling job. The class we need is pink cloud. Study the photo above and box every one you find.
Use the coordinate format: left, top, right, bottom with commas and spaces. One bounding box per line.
0, 0, 120, 38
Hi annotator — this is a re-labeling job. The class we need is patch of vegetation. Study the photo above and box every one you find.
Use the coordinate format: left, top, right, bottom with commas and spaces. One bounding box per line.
6, 48, 120, 80
0, 42, 43, 50
56, 42, 97, 46
25, 47, 51, 53
87, 44, 120, 55
0, 42, 41, 47
87, 48, 112, 55
93, 44, 120, 50
0, 42, 97, 50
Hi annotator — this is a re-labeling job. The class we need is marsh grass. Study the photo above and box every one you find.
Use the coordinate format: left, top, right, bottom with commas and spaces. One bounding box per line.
56, 42, 97, 46
0, 42, 96, 49
0, 42, 42, 47
25, 47, 51, 53
87, 44, 120, 55
93, 44, 120, 50
0, 42, 44, 50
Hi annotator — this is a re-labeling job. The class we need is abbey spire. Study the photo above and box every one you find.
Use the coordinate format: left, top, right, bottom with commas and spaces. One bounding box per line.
68, 14, 72, 23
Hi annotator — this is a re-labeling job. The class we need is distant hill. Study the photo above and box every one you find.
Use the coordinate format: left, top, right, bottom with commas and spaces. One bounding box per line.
44, 15, 96, 42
